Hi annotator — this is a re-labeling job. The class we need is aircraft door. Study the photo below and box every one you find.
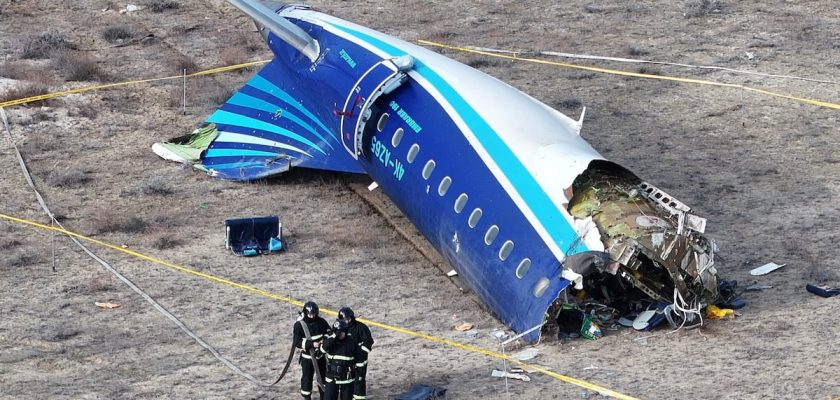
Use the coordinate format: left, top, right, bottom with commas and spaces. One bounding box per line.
339, 56, 413, 159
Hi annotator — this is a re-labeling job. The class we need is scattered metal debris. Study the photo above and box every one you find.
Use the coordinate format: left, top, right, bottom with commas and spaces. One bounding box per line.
750, 262, 785, 276
512, 348, 539, 361
744, 284, 774, 292
491, 329, 509, 340
806, 284, 840, 298
491, 369, 531, 382
546, 163, 723, 339
455, 322, 473, 332
95, 301, 120, 309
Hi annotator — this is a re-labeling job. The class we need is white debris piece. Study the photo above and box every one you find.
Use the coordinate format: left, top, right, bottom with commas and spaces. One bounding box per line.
750, 262, 785, 276
573, 216, 605, 252
513, 348, 539, 361
491, 329, 508, 340
491, 369, 531, 382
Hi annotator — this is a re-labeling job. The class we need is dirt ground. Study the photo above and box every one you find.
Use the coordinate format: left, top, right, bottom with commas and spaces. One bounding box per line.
1, 0, 839, 399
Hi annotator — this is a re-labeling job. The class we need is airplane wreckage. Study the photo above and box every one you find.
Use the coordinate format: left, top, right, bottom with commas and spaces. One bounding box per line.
154, 0, 726, 342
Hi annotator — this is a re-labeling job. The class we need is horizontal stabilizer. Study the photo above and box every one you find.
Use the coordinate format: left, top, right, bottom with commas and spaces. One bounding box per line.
154, 59, 364, 180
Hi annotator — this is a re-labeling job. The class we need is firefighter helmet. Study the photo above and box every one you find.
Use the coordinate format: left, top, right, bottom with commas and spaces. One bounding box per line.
302, 301, 319, 319
333, 319, 350, 333
338, 307, 355, 321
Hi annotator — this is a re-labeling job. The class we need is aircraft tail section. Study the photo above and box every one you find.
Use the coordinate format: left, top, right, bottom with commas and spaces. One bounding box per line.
153, 59, 364, 180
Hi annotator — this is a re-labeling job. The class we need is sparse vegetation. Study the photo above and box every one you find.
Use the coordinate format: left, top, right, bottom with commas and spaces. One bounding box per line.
220, 47, 248, 67
139, 176, 173, 195
553, 97, 583, 109
628, 46, 650, 56
465, 58, 502, 69
22, 31, 72, 59
68, 104, 99, 119
146, 0, 179, 12
90, 209, 148, 234
169, 54, 198, 74
0, 62, 53, 83
0, 238, 22, 250
684, 0, 722, 18
29, 111, 55, 124
148, 214, 179, 229
88, 276, 116, 292
0, 82, 50, 106
6, 252, 39, 267
151, 235, 184, 250
51, 50, 106, 82
205, 86, 236, 106
636, 66, 662, 75
584, 4, 604, 13
102, 25, 133, 44
46, 168, 90, 187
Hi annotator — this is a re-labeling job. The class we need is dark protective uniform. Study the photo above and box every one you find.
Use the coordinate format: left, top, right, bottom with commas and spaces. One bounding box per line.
293, 317, 331, 399
346, 320, 374, 400
320, 331, 363, 400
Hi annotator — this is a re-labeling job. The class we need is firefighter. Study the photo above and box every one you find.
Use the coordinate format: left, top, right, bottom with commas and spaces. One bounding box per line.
293, 301, 331, 400
338, 307, 374, 400
321, 319, 362, 400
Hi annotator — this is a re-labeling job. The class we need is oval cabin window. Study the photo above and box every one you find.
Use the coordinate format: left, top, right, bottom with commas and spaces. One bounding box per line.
516, 259, 531, 279
499, 240, 514, 261
533, 277, 550, 298
484, 225, 499, 245
376, 113, 389, 132
468, 208, 482, 228
422, 160, 436, 180
391, 128, 404, 147
454, 193, 468, 214
438, 176, 452, 196
407, 144, 420, 163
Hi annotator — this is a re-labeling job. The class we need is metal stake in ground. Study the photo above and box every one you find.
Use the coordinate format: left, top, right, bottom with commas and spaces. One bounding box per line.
182, 68, 187, 115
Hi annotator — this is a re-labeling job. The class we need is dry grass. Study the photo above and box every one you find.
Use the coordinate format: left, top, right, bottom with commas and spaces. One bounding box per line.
139, 176, 173, 195
146, 0, 179, 12
0, 238, 22, 250
151, 235, 184, 250
168, 54, 198, 74
46, 168, 90, 187
204, 86, 236, 106
5, 252, 40, 268
465, 58, 503, 69
87, 275, 116, 292
0, 82, 51, 106
628, 46, 650, 56
220, 47, 248, 67
22, 31, 73, 59
68, 104, 99, 119
553, 97, 583, 110
331, 215, 386, 249
89, 208, 148, 234
51, 50, 106, 82
0, 62, 55, 83
684, 0, 722, 18
102, 25, 133, 44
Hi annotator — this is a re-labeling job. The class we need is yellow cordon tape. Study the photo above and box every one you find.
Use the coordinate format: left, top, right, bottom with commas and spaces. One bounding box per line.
416, 40, 840, 111
0, 212, 637, 400
0, 60, 271, 108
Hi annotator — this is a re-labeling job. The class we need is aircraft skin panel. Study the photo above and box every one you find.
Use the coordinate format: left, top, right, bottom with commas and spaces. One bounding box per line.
293, 13, 593, 260
301, 10, 601, 181
224, 92, 334, 149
